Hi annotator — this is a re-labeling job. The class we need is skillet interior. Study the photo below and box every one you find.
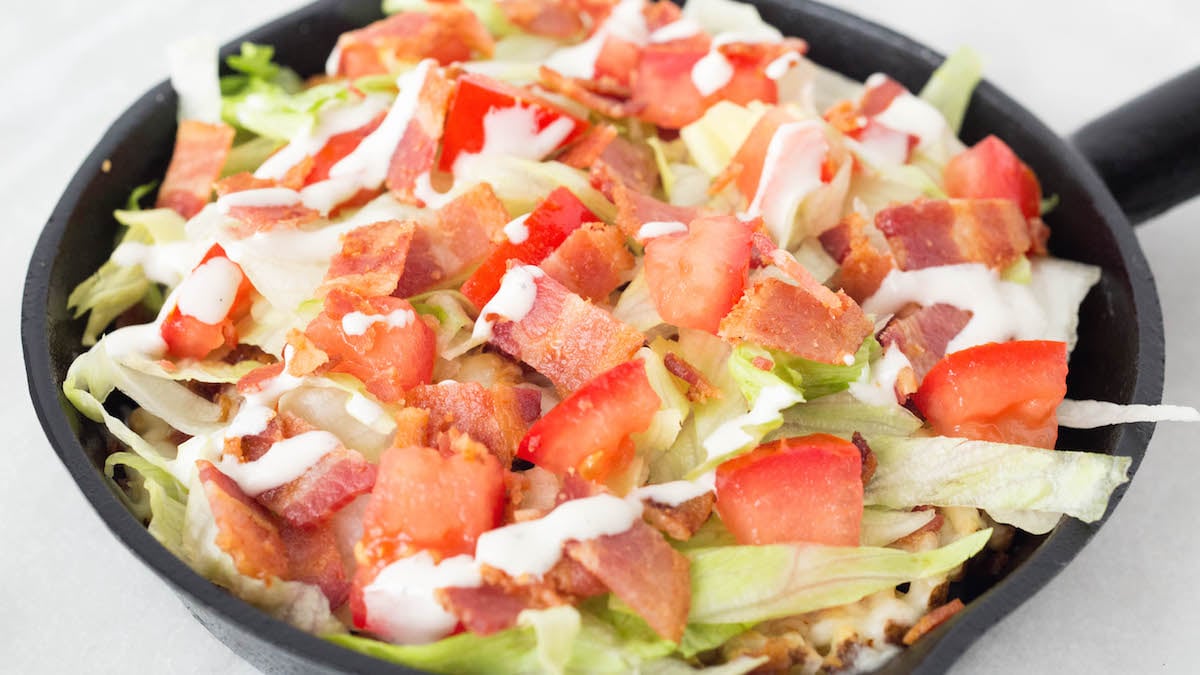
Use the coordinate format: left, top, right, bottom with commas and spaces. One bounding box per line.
21, 0, 1163, 672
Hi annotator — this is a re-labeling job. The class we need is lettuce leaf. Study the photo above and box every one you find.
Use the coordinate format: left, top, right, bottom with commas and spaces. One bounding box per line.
729, 339, 877, 405
687, 529, 990, 624
105, 451, 189, 555
632, 343, 692, 457
220, 43, 347, 141
612, 263, 666, 333
679, 101, 764, 176
773, 391, 923, 440
864, 435, 1132, 523
918, 47, 984, 134
859, 507, 937, 547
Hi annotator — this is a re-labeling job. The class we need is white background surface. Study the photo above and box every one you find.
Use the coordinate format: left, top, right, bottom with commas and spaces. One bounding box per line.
3, 1, 1198, 672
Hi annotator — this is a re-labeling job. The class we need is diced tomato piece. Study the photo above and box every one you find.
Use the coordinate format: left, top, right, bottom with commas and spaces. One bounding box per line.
438, 73, 589, 174
912, 340, 1068, 449
305, 112, 386, 185
160, 245, 254, 360
944, 135, 1043, 220
631, 46, 708, 129
715, 434, 863, 546
497, 0, 585, 38
303, 290, 436, 403
460, 187, 598, 307
196, 460, 289, 581
518, 360, 660, 482
644, 216, 752, 333
359, 441, 505, 564
539, 221, 635, 303
593, 36, 642, 88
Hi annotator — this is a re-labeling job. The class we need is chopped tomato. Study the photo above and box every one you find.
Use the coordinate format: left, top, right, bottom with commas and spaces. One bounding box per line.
359, 441, 505, 563
944, 135, 1043, 219
460, 186, 598, 308
912, 340, 1068, 449
160, 245, 254, 360
438, 73, 588, 173
518, 360, 660, 483
630, 46, 708, 129
644, 216, 753, 333
715, 434, 863, 546
303, 290, 436, 403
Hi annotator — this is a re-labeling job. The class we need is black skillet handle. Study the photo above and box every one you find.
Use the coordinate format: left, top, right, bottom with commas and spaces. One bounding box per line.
1070, 65, 1200, 226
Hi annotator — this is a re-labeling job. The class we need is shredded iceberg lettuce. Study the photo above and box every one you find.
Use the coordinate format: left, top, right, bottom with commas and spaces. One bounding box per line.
918, 47, 984, 134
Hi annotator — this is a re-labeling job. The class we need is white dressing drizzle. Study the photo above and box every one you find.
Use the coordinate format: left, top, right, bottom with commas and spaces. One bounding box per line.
691, 50, 735, 96
471, 265, 544, 341
631, 472, 717, 506
649, 17, 703, 43
544, 0, 648, 79
345, 392, 388, 428
744, 120, 827, 244
217, 430, 341, 496
341, 308, 416, 336
864, 73, 948, 152
502, 213, 532, 244
215, 187, 301, 214
636, 220, 688, 240
175, 256, 242, 324
103, 323, 168, 360
765, 51, 801, 80
474, 493, 644, 578
702, 385, 804, 462
111, 240, 203, 286
847, 344, 912, 407
362, 552, 482, 644
451, 106, 577, 177
1057, 400, 1200, 428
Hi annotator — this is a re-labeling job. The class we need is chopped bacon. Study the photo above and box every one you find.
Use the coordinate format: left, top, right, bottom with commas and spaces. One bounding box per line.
506, 466, 563, 520
225, 203, 321, 238
330, 5, 494, 79
539, 222, 635, 303
902, 599, 965, 646
565, 521, 690, 642
497, 0, 584, 38
196, 460, 289, 581
257, 445, 379, 528
156, 120, 235, 218
663, 352, 719, 402
236, 362, 285, 395
437, 584, 531, 635
599, 162, 700, 239
322, 220, 415, 297
393, 183, 508, 297
223, 415, 283, 462
386, 66, 454, 205
563, 128, 658, 194
851, 431, 878, 484
878, 303, 973, 385
537, 66, 632, 120
558, 124, 619, 170
280, 522, 351, 607
819, 213, 897, 303
642, 492, 715, 541
874, 199, 1032, 271
489, 272, 645, 393
405, 381, 533, 466
392, 406, 431, 448
719, 275, 872, 365
213, 172, 276, 197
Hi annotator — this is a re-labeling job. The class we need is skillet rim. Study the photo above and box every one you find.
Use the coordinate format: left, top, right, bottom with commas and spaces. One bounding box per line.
21, 0, 1165, 672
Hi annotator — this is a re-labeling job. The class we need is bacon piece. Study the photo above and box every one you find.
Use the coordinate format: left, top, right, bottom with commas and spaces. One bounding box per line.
819, 213, 897, 303
489, 273, 645, 393
903, 599, 965, 646
851, 431, 878, 484
719, 275, 873, 365
225, 203, 321, 238
393, 183, 508, 297
257, 446, 379, 528
558, 124, 619, 169
386, 66, 454, 205
156, 120, 235, 218
331, 5, 495, 78
513, 387, 543, 425
213, 172, 276, 197
280, 522, 351, 608
875, 199, 1032, 271
565, 521, 690, 642
539, 222, 635, 303
223, 415, 284, 462
598, 162, 700, 239
497, 0, 584, 38
405, 381, 533, 466
561, 125, 658, 195
642, 492, 715, 541
663, 351, 719, 402
877, 303, 973, 384
538, 66, 632, 120
196, 460, 289, 581
437, 584, 531, 635
322, 220, 415, 296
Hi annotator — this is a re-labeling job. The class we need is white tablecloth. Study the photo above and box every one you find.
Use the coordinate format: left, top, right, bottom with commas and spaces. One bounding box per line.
3, 1, 1197, 672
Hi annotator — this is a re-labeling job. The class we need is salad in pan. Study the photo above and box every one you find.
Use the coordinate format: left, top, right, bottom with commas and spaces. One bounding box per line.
63, 0, 1199, 672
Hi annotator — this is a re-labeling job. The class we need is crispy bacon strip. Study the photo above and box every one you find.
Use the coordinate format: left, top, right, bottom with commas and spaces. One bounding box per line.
878, 303, 973, 385
558, 124, 619, 169
331, 4, 495, 78
538, 66, 632, 120
156, 120, 235, 218
539, 222, 635, 303
213, 172, 276, 197
497, 0, 584, 38
902, 599, 965, 646
875, 199, 1032, 271
565, 521, 691, 642
489, 272, 645, 393
596, 162, 700, 239
394, 183, 508, 297
819, 213, 896, 303
387, 66, 454, 204
437, 584, 532, 635
225, 203, 322, 238
642, 493, 715, 541
280, 522, 351, 608
663, 352, 719, 402
322, 220, 415, 297
196, 460, 289, 581
257, 445, 379, 528
405, 381, 533, 466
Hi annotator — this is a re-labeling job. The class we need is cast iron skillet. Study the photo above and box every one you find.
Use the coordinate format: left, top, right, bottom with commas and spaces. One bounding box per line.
21, 0, 1200, 672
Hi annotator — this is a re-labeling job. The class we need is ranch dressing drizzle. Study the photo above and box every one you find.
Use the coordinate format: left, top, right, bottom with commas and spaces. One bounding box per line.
341, 308, 415, 336
649, 17, 703, 43
474, 493, 644, 578
502, 213, 532, 244
111, 240, 203, 286
254, 95, 391, 180
217, 430, 341, 496
362, 552, 482, 645
471, 265, 544, 341
636, 220, 688, 240
631, 472, 717, 506
847, 344, 912, 407
451, 106, 577, 178
703, 384, 804, 462
174, 255, 242, 324
744, 120, 827, 244
864, 73, 948, 151
215, 187, 301, 213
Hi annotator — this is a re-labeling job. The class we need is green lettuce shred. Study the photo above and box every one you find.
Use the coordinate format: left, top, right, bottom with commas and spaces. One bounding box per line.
773, 391, 923, 440
729, 338, 878, 405
918, 47, 984, 134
